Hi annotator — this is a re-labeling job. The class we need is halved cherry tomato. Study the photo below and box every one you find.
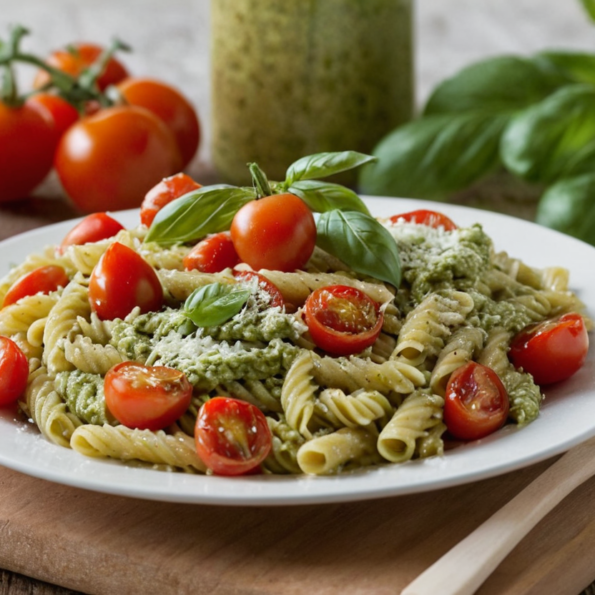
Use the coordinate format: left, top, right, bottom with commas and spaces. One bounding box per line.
104, 361, 192, 431
184, 232, 240, 273
195, 396, 272, 476
60, 212, 125, 253
141, 173, 201, 227
3, 266, 69, 308
509, 313, 589, 385
0, 337, 29, 406
444, 361, 509, 441
118, 77, 201, 169
27, 93, 79, 140
230, 193, 316, 272
89, 242, 163, 320
390, 209, 457, 231
232, 270, 285, 308
303, 285, 383, 356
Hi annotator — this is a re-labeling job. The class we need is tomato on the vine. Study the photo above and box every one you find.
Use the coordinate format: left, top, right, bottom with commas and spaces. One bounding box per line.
195, 396, 272, 476
184, 232, 239, 273
60, 212, 125, 252
2, 265, 69, 308
141, 173, 201, 227
509, 313, 589, 385
303, 285, 383, 356
89, 242, 163, 320
390, 209, 457, 231
0, 337, 29, 406
104, 361, 192, 431
232, 270, 285, 308
27, 93, 79, 140
444, 361, 509, 441
55, 105, 182, 213
118, 77, 201, 169
230, 193, 316, 272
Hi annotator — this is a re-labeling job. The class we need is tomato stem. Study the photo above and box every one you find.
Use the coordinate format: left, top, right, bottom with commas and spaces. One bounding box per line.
248, 162, 273, 198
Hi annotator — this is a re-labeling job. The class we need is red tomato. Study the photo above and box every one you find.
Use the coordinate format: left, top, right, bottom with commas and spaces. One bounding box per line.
303, 285, 383, 356
34, 42, 129, 91
0, 101, 55, 202
55, 105, 182, 213
195, 396, 272, 476
60, 212, 125, 252
3, 266, 69, 308
230, 193, 316, 272
232, 270, 285, 308
183, 232, 240, 273
104, 361, 192, 431
27, 93, 79, 140
118, 78, 201, 169
0, 337, 29, 406
89, 242, 163, 320
141, 173, 201, 227
509, 313, 589, 385
390, 209, 457, 231
444, 361, 509, 441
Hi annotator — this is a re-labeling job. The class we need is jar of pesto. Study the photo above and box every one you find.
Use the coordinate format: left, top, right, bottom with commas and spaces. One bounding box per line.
211, 0, 414, 185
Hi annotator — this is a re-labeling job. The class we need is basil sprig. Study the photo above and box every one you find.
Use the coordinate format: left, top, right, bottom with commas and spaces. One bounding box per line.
184, 283, 250, 328
316, 210, 402, 288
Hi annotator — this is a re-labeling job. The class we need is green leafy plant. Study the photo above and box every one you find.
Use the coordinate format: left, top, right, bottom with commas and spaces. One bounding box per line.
359, 2, 595, 246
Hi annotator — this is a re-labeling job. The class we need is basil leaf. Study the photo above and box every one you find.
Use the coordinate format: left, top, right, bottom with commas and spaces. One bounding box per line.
424, 56, 568, 116
184, 283, 250, 327
501, 84, 595, 184
316, 210, 401, 288
536, 174, 595, 245
145, 185, 255, 244
288, 180, 370, 214
359, 112, 508, 199
285, 151, 377, 186
579, 0, 595, 22
533, 51, 595, 87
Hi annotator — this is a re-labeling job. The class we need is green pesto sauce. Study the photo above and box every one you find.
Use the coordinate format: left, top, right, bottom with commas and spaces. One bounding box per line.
55, 370, 113, 426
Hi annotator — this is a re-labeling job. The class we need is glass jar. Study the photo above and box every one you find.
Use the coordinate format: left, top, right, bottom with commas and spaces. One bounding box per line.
211, 0, 414, 185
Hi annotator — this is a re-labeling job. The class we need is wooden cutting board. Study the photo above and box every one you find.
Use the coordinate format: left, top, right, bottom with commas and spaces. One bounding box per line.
0, 456, 593, 595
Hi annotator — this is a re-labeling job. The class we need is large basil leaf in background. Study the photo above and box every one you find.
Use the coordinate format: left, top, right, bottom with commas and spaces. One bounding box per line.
533, 51, 595, 86
424, 56, 569, 115
358, 112, 508, 199
579, 0, 595, 22
536, 174, 595, 246
501, 84, 595, 184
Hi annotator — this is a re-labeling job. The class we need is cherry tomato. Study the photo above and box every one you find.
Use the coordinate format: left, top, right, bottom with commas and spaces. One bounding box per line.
444, 361, 509, 441
27, 93, 79, 140
89, 242, 163, 320
230, 193, 316, 272
232, 270, 285, 308
118, 77, 201, 169
60, 212, 125, 252
104, 361, 192, 431
141, 173, 201, 227
183, 232, 240, 273
509, 313, 589, 385
303, 285, 383, 356
34, 42, 129, 91
0, 337, 29, 406
3, 266, 69, 308
390, 209, 457, 231
55, 105, 182, 214
195, 396, 272, 476
0, 101, 55, 202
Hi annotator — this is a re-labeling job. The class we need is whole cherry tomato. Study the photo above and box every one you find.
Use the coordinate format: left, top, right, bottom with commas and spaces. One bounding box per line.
184, 232, 239, 273
89, 242, 163, 320
0, 100, 55, 202
509, 313, 589, 385
390, 209, 457, 231
230, 193, 316, 272
141, 172, 201, 227
232, 270, 285, 308
60, 212, 125, 252
55, 105, 182, 213
104, 361, 192, 431
118, 77, 200, 169
195, 396, 272, 476
303, 285, 383, 356
2, 266, 70, 308
33, 42, 129, 91
0, 337, 29, 406
27, 93, 79, 141
444, 361, 509, 441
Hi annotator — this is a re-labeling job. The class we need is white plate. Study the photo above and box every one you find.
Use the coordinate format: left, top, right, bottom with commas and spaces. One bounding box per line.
1, 197, 594, 506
